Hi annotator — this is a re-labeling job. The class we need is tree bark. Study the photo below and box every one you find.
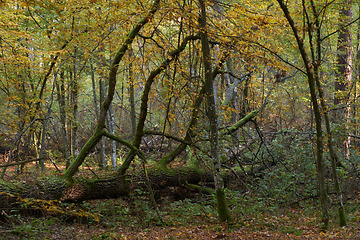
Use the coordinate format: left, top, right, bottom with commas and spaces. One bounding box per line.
353, 3, 360, 148
56, 70, 71, 168
276, 0, 329, 229
107, 104, 117, 170
98, 79, 108, 169
128, 48, 137, 138
1, 167, 213, 203
90, 59, 107, 169
199, 0, 232, 223
334, 0, 353, 158
311, 1, 347, 226
71, 48, 79, 157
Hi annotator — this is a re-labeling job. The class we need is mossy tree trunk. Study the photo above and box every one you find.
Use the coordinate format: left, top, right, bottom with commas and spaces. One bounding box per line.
159, 55, 233, 168
276, 0, 330, 229
63, 0, 161, 182
311, 2, 347, 227
117, 34, 201, 175
128, 48, 137, 138
198, 0, 232, 223
0, 167, 214, 203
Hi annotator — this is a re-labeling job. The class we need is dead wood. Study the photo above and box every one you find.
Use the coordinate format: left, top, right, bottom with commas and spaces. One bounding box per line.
0, 167, 215, 219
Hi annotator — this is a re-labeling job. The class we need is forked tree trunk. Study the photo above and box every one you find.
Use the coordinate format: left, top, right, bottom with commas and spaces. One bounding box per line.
63, 0, 161, 181
117, 34, 201, 175
159, 56, 231, 168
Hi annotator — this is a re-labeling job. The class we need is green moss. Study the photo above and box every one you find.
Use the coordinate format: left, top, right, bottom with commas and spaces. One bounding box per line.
215, 189, 233, 223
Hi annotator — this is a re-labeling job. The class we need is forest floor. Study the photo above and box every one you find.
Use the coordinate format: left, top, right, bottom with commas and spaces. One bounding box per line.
0, 157, 360, 239
1, 202, 359, 240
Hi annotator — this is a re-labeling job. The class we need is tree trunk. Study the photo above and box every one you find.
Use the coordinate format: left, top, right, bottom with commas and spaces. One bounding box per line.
159, 85, 206, 167
117, 34, 201, 175
199, 0, 232, 223
99, 79, 108, 169
1, 167, 213, 203
276, 0, 329, 229
353, 3, 360, 148
313, 2, 347, 227
128, 49, 137, 138
56, 70, 71, 168
90, 59, 106, 169
159, 57, 228, 167
107, 104, 117, 170
334, 0, 353, 157
71, 48, 79, 157
63, 0, 161, 181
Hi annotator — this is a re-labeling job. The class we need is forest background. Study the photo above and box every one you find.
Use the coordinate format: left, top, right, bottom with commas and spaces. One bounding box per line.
1, 0, 360, 239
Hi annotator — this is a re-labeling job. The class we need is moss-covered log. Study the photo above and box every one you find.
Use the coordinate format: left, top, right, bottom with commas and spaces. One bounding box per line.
0, 167, 214, 222
0, 191, 100, 223
0, 167, 215, 207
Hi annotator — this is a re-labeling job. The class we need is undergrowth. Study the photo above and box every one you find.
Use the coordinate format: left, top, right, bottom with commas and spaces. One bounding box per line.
2, 192, 360, 239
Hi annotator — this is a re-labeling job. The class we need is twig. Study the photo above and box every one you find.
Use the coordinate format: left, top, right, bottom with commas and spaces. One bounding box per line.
0, 158, 44, 168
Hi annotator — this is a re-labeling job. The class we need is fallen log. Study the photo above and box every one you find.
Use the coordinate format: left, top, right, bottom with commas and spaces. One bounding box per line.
0, 167, 214, 214
0, 167, 211, 222
61, 167, 213, 202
